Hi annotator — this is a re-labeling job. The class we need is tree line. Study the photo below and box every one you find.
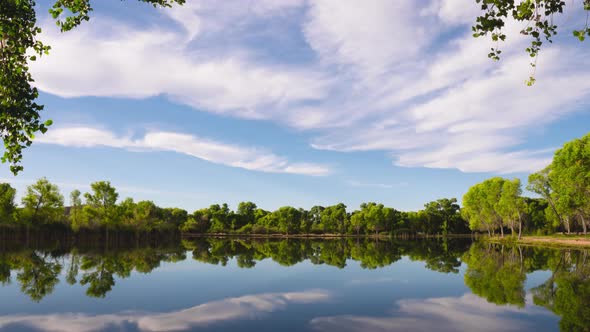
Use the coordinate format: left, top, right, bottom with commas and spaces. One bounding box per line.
462, 133, 590, 237
0, 179, 470, 237
0, 180, 187, 238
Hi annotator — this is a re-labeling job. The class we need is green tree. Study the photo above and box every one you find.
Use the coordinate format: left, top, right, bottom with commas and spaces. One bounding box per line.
498, 179, 527, 239
21, 177, 64, 224
0, 183, 17, 223
462, 183, 492, 236
361, 203, 386, 236
524, 198, 550, 234
207, 203, 233, 233
528, 167, 566, 232
308, 206, 325, 233
83, 181, 119, 241
463, 177, 507, 237
69, 189, 82, 229
237, 201, 257, 230
549, 133, 590, 234
161, 207, 188, 226
130, 200, 160, 231
320, 204, 347, 234
421, 198, 464, 235
0, 0, 184, 174
274, 206, 301, 235
350, 210, 366, 235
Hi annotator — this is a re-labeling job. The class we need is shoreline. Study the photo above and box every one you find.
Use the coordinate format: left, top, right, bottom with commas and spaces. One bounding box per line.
486, 235, 590, 248
180, 233, 477, 239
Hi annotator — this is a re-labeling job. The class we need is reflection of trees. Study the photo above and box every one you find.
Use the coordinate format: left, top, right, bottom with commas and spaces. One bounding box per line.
0, 245, 187, 301
182, 238, 471, 272
351, 241, 401, 269
463, 243, 526, 307
403, 238, 467, 274
0, 255, 11, 285
531, 249, 590, 332
16, 252, 62, 302
463, 244, 590, 332
79, 248, 188, 298
66, 251, 80, 285
79, 255, 127, 298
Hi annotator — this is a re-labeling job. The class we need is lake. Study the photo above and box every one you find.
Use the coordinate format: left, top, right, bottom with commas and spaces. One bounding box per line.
0, 237, 587, 332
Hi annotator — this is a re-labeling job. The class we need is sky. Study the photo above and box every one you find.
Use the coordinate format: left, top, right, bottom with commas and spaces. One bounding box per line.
1, 0, 589, 212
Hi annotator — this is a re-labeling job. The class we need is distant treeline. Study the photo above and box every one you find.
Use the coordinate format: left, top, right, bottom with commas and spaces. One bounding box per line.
0, 133, 587, 238
0, 178, 470, 236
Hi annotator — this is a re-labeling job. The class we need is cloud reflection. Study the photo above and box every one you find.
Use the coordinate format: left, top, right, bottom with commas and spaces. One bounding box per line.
0, 290, 330, 332
310, 293, 550, 332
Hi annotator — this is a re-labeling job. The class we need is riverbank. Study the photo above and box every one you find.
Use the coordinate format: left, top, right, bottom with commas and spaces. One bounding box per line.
486, 235, 590, 248
180, 232, 476, 239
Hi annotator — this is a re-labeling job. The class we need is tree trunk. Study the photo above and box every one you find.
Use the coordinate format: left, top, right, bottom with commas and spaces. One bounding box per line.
487, 228, 491, 236
510, 223, 515, 237
547, 197, 565, 227
32, 194, 44, 224
565, 217, 571, 234
500, 225, 504, 238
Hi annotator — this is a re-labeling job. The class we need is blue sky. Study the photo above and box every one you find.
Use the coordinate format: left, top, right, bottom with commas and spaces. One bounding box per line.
1, 0, 589, 212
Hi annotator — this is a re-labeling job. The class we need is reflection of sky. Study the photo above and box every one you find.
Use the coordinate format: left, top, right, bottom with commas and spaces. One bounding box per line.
0, 254, 560, 331
0, 290, 331, 332
310, 293, 555, 332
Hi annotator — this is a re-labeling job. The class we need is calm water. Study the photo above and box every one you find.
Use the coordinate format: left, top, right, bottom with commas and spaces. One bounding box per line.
0, 238, 587, 332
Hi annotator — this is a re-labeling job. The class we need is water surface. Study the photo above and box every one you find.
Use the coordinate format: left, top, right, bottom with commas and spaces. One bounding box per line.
0, 238, 587, 331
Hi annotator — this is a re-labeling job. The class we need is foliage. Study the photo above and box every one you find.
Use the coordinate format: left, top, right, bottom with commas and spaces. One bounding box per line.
521, 133, 590, 235
0, 0, 52, 175
473, 0, 590, 85
463, 243, 527, 307
462, 177, 506, 235
83, 181, 119, 228
0, 0, 184, 174
21, 177, 64, 224
0, 183, 17, 222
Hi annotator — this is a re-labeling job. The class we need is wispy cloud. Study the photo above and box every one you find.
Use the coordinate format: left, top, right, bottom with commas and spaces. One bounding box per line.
30, 0, 590, 174
36, 127, 331, 176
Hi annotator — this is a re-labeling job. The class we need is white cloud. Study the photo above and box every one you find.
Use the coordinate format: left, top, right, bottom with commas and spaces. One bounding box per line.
36, 127, 331, 176
430, 0, 481, 25
304, 0, 431, 78
31, 17, 329, 121
0, 290, 331, 332
310, 293, 550, 332
30, 1, 590, 175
